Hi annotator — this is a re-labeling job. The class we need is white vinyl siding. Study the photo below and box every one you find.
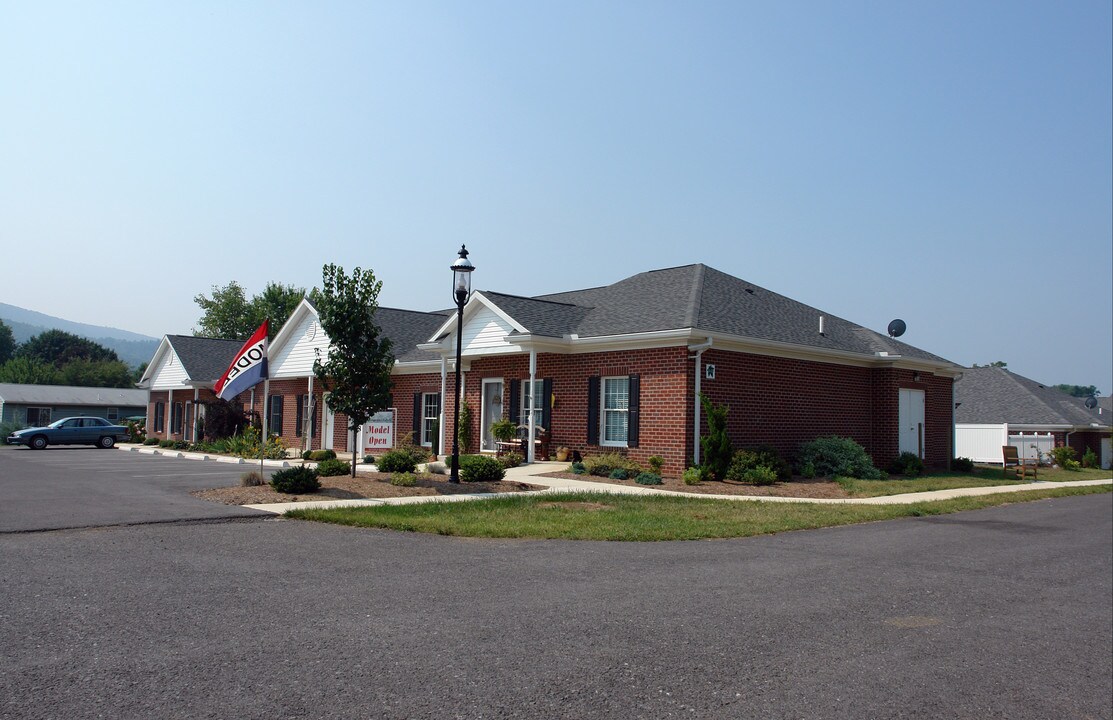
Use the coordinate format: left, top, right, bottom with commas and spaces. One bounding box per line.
269, 313, 331, 378
601, 376, 629, 447
461, 306, 514, 352
148, 349, 189, 390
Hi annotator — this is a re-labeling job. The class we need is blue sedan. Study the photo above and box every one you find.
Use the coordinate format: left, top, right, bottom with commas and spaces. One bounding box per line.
6, 417, 130, 450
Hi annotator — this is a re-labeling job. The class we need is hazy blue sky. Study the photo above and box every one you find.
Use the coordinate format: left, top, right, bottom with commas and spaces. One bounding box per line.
2, 1, 1110, 388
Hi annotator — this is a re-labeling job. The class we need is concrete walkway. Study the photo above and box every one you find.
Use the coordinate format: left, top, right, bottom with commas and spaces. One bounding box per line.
117, 445, 1111, 515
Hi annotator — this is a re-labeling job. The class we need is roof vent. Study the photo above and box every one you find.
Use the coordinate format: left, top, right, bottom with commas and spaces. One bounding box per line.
818, 316, 825, 335
745, 288, 754, 295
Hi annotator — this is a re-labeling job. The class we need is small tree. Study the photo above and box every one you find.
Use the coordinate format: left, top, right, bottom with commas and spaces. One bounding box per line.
0, 320, 15, 364
699, 393, 733, 480
312, 264, 395, 477
457, 398, 472, 453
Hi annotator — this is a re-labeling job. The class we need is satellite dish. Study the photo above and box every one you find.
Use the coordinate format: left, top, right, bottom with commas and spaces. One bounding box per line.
1085, 396, 1098, 409
887, 319, 907, 338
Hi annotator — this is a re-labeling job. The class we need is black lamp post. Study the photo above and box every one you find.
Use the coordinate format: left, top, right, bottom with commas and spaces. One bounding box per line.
449, 244, 474, 483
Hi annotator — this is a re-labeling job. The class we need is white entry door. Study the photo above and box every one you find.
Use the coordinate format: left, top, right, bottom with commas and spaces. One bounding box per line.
480, 379, 504, 452
898, 388, 926, 457
322, 393, 335, 450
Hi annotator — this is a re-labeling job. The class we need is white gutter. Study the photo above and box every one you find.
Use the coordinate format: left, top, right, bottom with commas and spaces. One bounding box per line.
688, 338, 713, 465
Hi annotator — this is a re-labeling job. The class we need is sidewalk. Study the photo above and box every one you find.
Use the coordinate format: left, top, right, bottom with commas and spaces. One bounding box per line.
118, 445, 1110, 515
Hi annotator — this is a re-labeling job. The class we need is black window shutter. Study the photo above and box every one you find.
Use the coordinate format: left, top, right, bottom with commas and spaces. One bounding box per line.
413, 393, 422, 436
541, 378, 553, 431
587, 376, 600, 445
295, 395, 304, 437
311, 396, 317, 438
508, 380, 520, 425
627, 374, 640, 448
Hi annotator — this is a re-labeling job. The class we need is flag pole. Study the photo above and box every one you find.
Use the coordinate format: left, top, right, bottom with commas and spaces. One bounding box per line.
260, 377, 269, 477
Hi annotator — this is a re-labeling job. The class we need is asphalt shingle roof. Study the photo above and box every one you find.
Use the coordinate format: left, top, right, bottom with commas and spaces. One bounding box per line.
374, 307, 452, 363
954, 367, 1110, 428
0, 383, 148, 406
164, 335, 247, 382
477, 264, 953, 364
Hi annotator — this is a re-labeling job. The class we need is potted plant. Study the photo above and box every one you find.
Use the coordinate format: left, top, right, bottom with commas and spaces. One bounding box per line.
555, 446, 570, 462
491, 418, 518, 444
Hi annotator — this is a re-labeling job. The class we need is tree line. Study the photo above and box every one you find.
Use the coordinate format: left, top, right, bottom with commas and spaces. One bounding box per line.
0, 323, 141, 388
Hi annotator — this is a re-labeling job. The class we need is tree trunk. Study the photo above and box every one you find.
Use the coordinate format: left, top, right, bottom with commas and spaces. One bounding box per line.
351, 427, 357, 477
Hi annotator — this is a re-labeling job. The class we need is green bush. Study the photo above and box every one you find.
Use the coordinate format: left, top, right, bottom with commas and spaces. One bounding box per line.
952, 457, 975, 472
498, 452, 524, 470
1063, 458, 1082, 471
143, 437, 160, 446
726, 446, 791, 482
316, 458, 350, 477
682, 467, 704, 485
609, 468, 629, 480
270, 466, 320, 494
741, 465, 778, 486
377, 449, 419, 473
583, 452, 640, 477
647, 456, 665, 474
796, 436, 883, 480
158, 439, 175, 448
699, 393, 733, 480
363, 455, 375, 464
301, 450, 312, 460
1049, 446, 1077, 468
459, 454, 505, 483
309, 449, 337, 461
800, 460, 816, 479
635, 472, 662, 485
569, 462, 586, 475
172, 440, 190, 450
1081, 448, 1099, 469
889, 451, 924, 477
124, 419, 146, 443
390, 472, 417, 487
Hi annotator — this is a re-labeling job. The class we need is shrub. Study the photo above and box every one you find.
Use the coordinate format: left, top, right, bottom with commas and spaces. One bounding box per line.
726, 447, 791, 483
1081, 448, 1099, 469
125, 419, 146, 443
498, 452, 524, 470
741, 465, 778, 486
390, 472, 417, 487
635, 472, 662, 485
647, 455, 665, 474
301, 450, 312, 460
609, 468, 629, 480
796, 436, 883, 480
1049, 446, 1077, 468
699, 393, 733, 480
159, 439, 175, 448
459, 454, 505, 483
316, 458, 350, 477
952, 457, 975, 472
172, 440, 190, 450
144, 438, 160, 446
377, 449, 418, 473
889, 451, 924, 478
1063, 459, 1082, 471
309, 449, 337, 461
240, 471, 265, 487
570, 462, 586, 475
363, 455, 376, 464
682, 467, 704, 485
800, 460, 816, 479
583, 452, 640, 477
270, 466, 320, 494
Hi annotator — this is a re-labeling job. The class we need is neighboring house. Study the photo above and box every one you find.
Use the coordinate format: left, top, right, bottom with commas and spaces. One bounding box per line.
954, 367, 1112, 469
0, 383, 147, 427
137, 335, 249, 442
140, 264, 964, 475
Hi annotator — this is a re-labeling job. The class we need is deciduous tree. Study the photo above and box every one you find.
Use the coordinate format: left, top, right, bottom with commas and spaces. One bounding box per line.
312, 265, 394, 477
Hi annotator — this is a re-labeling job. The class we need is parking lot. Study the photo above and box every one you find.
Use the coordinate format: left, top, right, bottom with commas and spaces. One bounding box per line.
0, 445, 268, 532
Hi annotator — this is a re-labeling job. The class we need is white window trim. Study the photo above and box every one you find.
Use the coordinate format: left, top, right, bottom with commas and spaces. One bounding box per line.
421, 392, 441, 448
600, 376, 629, 448
520, 379, 544, 433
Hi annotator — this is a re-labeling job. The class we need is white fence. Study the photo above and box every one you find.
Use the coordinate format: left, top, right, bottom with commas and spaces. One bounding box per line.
955, 424, 1056, 464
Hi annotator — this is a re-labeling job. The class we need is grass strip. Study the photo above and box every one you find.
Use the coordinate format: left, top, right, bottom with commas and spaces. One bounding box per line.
286, 485, 1110, 541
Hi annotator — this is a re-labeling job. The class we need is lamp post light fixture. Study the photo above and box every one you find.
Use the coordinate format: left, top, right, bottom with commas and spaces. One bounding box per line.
449, 244, 474, 483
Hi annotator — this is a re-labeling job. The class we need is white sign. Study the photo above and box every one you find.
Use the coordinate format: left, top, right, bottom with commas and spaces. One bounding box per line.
362, 410, 395, 454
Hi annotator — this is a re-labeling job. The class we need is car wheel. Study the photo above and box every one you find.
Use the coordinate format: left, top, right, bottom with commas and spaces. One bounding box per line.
30, 435, 48, 450
98, 436, 116, 449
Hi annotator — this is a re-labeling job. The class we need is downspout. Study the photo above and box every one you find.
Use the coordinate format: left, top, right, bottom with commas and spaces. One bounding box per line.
527, 348, 537, 464
688, 338, 713, 465
439, 356, 448, 459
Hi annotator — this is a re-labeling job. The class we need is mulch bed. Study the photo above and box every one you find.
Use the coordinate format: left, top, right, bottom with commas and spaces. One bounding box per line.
541, 472, 852, 499
192, 472, 540, 505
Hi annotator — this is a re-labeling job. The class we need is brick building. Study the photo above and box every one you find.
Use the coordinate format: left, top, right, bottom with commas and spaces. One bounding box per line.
142, 264, 963, 476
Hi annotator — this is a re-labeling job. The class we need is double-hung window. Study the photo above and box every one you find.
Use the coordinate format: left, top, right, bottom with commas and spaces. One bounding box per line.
153, 402, 165, 432
26, 407, 52, 426
520, 380, 545, 431
170, 403, 183, 434
601, 377, 629, 446
421, 393, 441, 447
268, 396, 284, 436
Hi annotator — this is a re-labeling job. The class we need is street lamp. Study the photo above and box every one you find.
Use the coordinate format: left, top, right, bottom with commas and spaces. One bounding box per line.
449, 244, 474, 483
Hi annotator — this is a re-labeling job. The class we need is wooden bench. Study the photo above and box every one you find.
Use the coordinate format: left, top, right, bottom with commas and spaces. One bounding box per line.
1002, 445, 1037, 480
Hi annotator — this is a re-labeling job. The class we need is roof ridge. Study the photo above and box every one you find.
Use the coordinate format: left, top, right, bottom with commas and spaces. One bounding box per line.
1000, 368, 1071, 422
486, 290, 583, 308
684, 264, 706, 328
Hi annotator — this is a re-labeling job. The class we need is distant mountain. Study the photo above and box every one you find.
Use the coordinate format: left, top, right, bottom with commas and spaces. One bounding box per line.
0, 303, 159, 368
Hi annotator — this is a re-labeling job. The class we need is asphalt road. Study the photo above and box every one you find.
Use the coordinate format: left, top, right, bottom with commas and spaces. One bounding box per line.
0, 445, 268, 531
0, 448, 1109, 720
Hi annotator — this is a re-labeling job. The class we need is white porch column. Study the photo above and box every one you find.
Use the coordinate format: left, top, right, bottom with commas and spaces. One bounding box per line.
439, 357, 448, 458
192, 388, 200, 441
527, 348, 537, 464
305, 374, 314, 454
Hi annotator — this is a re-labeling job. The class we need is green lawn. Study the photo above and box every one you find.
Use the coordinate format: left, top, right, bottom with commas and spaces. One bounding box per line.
839, 466, 1111, 497
286, 485, 1111, 542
